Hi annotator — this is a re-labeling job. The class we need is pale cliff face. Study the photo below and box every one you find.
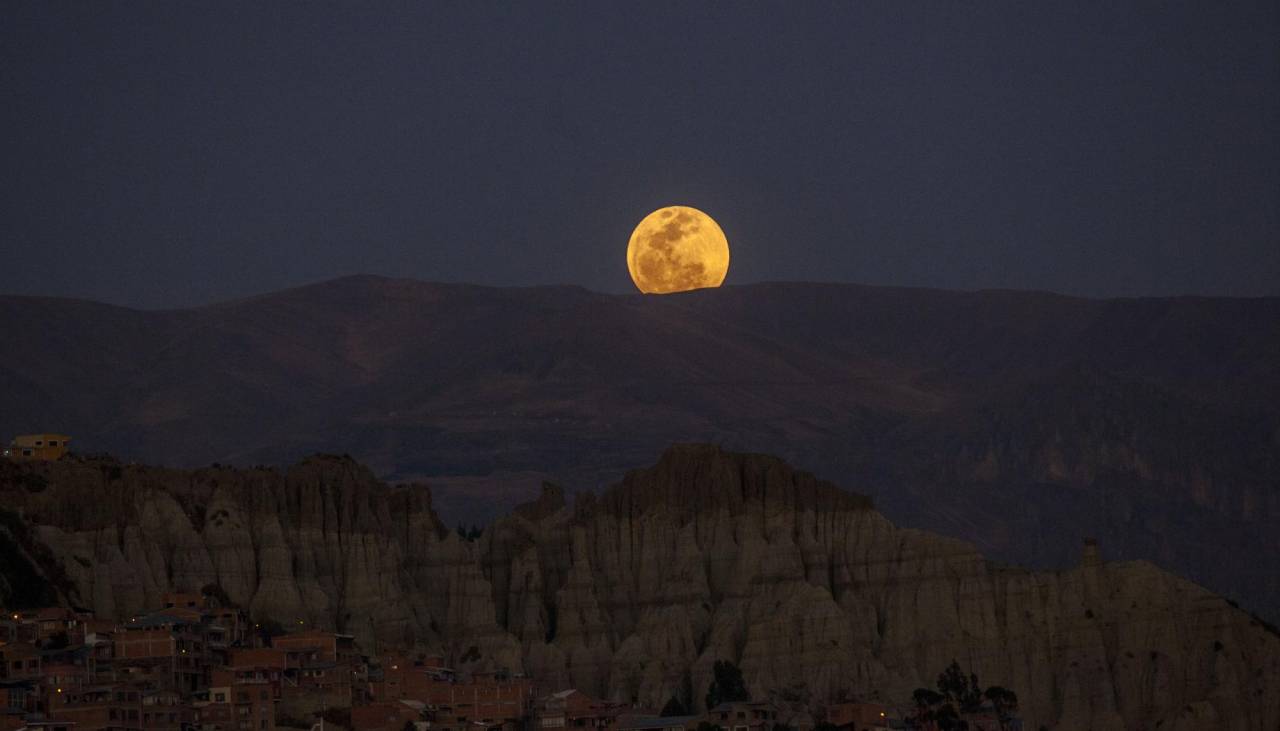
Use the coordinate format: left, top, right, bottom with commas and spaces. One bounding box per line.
2, 447, 1278, 730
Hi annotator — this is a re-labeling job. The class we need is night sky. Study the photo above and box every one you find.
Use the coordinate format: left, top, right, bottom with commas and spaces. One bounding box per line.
3, 2, 1277, 308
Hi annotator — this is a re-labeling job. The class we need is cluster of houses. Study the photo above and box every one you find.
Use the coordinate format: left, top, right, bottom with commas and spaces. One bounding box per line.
0, 594, 349, 731
1, 441, 1015, 731
0, 595, 917, 731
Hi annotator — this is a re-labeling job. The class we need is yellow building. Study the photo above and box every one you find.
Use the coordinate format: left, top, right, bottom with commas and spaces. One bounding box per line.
4, 433, 72, 461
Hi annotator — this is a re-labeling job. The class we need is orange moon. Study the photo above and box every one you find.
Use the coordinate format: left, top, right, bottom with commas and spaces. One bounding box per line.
626, 206, 730, 294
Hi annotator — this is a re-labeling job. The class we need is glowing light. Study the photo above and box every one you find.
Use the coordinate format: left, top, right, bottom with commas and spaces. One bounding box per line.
626, 206, 729, 294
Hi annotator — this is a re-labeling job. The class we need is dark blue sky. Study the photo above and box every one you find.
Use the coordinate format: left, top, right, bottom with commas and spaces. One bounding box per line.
3, 2, 1277, 308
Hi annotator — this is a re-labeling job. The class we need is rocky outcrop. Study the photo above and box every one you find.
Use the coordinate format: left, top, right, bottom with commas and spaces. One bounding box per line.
2, 447, 1279, 730
5, 278, 1280, 622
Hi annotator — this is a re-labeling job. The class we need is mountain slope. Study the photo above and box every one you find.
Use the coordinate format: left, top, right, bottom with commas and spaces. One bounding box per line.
1, 276, 1278, 619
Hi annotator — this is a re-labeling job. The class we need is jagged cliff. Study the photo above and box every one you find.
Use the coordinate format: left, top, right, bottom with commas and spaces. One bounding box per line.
2, 447, 1278, 730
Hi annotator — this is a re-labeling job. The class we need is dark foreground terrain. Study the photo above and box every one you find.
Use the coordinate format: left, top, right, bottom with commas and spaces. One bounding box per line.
2, 447, 1279, 729
2, 276, 1278, 620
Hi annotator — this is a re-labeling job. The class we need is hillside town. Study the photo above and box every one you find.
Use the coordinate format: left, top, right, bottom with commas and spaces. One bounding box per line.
0, 594, 1019, 731
1, 438, 1024, 731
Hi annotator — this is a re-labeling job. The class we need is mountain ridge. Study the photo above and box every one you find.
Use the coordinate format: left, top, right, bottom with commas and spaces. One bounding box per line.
2, 275, 1278, 621
16, 272, 1280, 317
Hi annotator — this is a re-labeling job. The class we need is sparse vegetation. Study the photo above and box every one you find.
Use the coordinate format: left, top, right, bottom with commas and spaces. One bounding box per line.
660, 697, 687, 716
200, 582, 234, 607
1250, 613, 1280, 639
936, 661, 983, 712
910, 661, 1019, 730
17, 472, 48, 492
705, 660, 749, 709
255, 616, 287, 641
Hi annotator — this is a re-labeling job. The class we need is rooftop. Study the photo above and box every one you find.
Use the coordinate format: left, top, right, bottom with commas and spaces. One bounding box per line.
614, 715, 699, 730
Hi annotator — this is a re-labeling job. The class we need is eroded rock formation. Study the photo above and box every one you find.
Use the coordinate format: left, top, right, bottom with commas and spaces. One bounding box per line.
2, 447, 1278, 730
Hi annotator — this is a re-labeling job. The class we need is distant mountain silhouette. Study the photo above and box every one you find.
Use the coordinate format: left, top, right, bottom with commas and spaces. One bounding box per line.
3, 275, 1278, 617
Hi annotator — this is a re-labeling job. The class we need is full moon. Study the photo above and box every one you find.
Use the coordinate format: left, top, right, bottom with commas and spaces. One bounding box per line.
626, 206, 730, 294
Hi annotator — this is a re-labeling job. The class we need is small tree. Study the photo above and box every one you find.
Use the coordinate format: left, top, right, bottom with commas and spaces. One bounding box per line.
910, 665, 1021, 731
705, 660, 749, 710
200, 582, 234, 608
660, 697, 687, 717
936, 660, 983, 712
255, 616, 286, 642
911, 687, 944, 709
933, 704, 963, 731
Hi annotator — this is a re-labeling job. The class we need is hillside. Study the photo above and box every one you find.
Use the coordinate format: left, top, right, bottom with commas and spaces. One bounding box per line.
1, 276, 1278, 619
1, 447, 1278, 730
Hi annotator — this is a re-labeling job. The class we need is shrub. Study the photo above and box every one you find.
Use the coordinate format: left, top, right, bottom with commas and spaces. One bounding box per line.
705, 660, 749, 709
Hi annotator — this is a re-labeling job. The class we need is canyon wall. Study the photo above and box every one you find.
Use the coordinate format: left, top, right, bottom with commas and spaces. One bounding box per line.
2, 447, 1278, 730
